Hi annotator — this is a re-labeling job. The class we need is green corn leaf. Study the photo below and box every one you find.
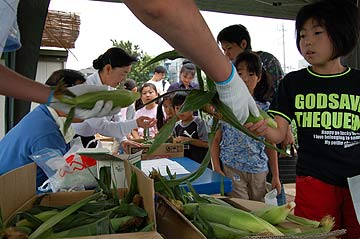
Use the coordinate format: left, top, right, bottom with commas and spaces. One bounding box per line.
212, 95, 284, 154
147, 116, 177, 155
180, 90, 216, 113
196, 66, 205, 90
63, 106, 75, 136
206, 74, 217, 92
29, 192, 103, 239
143, 50, 183, 69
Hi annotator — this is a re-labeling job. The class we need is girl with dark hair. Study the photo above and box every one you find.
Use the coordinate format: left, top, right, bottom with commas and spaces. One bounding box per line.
156, 93, 175, 130
248, 1, 360, 236
167, 62, 199, 91
72, 47, 156, 149
211, 51, 280, 202
132, 83, 159, 139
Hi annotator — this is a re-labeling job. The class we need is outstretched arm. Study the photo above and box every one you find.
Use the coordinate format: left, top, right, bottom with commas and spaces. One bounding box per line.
123, 0, 260, 123
0, 65, 51, 103
123, 0, 231, 83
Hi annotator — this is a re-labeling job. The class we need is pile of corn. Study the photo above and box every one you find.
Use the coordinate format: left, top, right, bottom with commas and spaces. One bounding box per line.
182, 199, 335, 238
0, 172, 153, 238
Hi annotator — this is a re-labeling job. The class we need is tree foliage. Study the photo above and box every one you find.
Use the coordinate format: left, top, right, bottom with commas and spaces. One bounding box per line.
111, 39, 156, 86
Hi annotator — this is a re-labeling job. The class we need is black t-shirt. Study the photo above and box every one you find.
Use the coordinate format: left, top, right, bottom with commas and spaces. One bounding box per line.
269, 67, 360, 187
173, 117, 208, 164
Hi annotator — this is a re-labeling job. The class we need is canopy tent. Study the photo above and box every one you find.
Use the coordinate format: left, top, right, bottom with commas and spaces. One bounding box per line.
4, 0, 359, 132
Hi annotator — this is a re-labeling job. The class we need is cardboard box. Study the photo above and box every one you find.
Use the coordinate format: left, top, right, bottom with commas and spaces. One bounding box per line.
78, 149, 142, 189
128, 143, 184, 160
0, 158, 163, 239
155, 193, 346, 239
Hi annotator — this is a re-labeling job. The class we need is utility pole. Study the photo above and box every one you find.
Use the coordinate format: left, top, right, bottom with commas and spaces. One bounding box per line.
281, 22, 286, 73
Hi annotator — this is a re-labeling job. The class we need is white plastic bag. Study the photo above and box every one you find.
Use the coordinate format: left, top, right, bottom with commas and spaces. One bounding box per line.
30, 138, 100, 192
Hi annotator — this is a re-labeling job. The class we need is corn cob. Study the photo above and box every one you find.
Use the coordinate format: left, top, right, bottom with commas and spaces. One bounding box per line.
286, 213, 320, 227
193, 220, 253, 239
55, 88, 140, 110
251, 201, 296, 225
183, 203, 283, 235
246, 108, 278, 128
293, 215, 335, 235
15, 209, 59, 229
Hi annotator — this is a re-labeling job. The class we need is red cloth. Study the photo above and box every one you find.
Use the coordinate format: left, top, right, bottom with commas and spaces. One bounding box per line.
295, 176, 360, 239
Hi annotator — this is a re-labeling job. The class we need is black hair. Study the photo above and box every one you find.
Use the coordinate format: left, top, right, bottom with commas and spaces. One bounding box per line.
123, 78, 137, 91
180, 63, 196, 76
45, 69, 86, 87
139, 82, 158, 95
156, 93, 174, 130
135, 82, 159, 110
217, 24, 252, 50
92, 47, 138, 71
154, 65, 167, 73
234, 51, 274, 102
295, 0, 360, 59
172, 91, 188, 107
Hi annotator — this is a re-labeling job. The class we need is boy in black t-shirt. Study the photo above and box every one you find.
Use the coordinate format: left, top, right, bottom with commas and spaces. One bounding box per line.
171, 92, 208, 164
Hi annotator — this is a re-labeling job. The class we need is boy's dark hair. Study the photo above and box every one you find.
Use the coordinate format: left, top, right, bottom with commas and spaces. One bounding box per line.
217, 24, 252, 50
154, 65, 167, 74
93, 47, 138, 71
295, 0, 360, 59
234, 51, 274, 102
45, 69, 86, 87
172, 91, 188, 107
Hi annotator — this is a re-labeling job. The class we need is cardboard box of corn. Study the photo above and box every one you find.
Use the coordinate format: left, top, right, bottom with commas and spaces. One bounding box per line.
148, 153, 345, 239
0, 156, 163, 239
155, 193, 346, 239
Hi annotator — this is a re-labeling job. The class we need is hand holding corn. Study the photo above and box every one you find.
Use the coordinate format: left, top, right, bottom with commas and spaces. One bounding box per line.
48, 84, 126, 119
215, 65, 260, 124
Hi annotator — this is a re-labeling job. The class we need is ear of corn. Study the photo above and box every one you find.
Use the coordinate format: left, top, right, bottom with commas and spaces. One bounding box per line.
183, 203, 283, 236
15, 210, 58, 229
55, 88, 140, 110
251, 201, 296, 225
246, 108, 278, 128
28, 192, 103, 239
286, 213, 321, 227
293, 215, 335, 235
193, 220, 253, 239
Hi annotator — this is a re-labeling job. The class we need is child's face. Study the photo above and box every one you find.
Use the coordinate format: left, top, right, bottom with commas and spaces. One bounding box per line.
220, 41, 244, 61
174, 105, 193, 122
141, 86, 158, 104
299, 18, 333, 68
180, 72, 195, 88
163, 98, 175, 119
236, 62, 260, 96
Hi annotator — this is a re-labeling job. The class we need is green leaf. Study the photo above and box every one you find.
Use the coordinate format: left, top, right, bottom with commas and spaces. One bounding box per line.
180, 90, 216, 113
143, 50, 183, 69
147, 116, 177, 155
29, 192, 103, 239
63, 106, 75, 136
196, 67, 205, 90
212, 96, 284, 154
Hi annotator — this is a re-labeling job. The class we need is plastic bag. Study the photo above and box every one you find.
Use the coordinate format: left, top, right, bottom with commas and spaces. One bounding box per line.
30, 138, 100, 192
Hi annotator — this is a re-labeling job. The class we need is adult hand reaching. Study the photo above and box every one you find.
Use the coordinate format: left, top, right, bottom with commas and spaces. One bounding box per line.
48, 84, 122, 119
216, 65, 260, 124
136, 116, 157, 128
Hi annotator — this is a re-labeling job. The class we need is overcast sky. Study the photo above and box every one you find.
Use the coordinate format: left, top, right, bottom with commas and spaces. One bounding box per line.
48, 0, 304, 73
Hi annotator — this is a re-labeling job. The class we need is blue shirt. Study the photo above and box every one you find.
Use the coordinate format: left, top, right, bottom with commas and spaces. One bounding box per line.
219, 101, 270, 173
0, 105, 69, 187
